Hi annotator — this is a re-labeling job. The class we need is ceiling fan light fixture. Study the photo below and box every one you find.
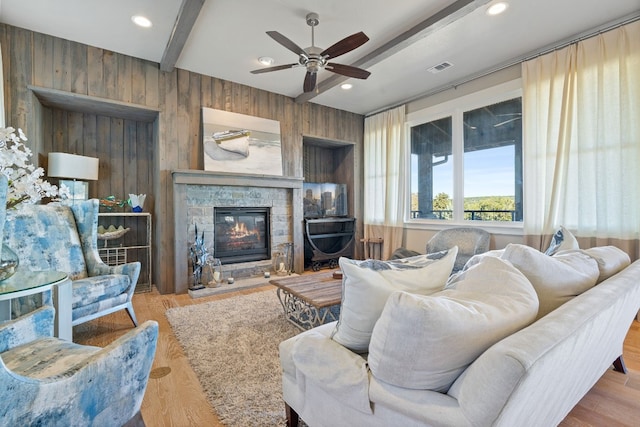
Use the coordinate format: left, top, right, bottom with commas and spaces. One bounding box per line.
131, 15, 152, 28
486, 2, 509, 16
258, 56, 275, 66
341, 83, 353, 90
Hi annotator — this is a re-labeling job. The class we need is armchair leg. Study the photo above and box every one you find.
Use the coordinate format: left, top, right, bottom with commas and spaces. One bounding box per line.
285, 403, 299, 427
126, 303, 139, 327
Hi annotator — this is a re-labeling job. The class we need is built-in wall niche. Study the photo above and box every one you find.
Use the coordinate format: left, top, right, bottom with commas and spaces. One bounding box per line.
303, 137, 354, 219
30, 85, 158, 207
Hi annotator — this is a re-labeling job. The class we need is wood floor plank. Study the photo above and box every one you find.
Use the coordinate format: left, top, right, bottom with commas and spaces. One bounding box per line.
74, 286, 640, 427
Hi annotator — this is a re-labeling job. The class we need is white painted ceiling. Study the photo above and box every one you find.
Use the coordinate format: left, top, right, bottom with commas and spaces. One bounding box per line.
0, 0, 638, 115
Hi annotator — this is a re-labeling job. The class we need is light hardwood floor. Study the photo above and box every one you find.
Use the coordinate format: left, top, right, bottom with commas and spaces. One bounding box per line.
74, 287, 640, 427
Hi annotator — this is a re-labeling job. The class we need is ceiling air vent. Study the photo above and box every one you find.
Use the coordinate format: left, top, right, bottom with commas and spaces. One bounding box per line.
427, 61, 453, 74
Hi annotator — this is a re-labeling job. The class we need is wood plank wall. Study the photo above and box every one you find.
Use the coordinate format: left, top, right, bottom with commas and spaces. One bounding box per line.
0, 24, 364, 294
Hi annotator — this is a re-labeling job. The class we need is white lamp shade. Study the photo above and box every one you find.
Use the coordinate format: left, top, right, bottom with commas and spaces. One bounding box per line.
48, 152, 99, 181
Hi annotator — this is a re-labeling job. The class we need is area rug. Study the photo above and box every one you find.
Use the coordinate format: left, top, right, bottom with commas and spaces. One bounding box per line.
165, 288, 300, 426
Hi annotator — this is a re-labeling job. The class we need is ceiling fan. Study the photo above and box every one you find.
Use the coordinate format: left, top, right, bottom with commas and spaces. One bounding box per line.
250, 12, 371, 93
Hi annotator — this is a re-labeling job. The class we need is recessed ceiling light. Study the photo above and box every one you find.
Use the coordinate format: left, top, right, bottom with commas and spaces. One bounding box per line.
258, 56, 274, 66
341, 83, 353, 90
486, 2, 509, 16
131, 15, 152, 28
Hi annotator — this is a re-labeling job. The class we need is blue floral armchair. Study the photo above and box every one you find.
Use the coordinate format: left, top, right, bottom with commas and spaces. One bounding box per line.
3, 199, 141, 332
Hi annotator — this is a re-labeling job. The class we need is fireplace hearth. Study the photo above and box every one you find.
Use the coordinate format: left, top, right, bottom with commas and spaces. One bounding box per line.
214, 207, 270, 264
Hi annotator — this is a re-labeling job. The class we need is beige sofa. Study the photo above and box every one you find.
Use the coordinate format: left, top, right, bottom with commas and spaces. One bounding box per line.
280, 249, 640, 426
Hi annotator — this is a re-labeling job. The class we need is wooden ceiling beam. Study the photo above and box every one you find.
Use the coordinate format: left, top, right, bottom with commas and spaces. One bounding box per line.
160, 0, 206, 72
294, 0, 492, 104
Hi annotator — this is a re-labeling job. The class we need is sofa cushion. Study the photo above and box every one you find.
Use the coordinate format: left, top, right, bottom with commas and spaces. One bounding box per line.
501, 243, 599, 319
368, 256, 538, 392
579, 246, 631, 283
331, 248, 457, 353
544, 226, 579, 255
291, 330, 372, 415
456, 249, 505, 274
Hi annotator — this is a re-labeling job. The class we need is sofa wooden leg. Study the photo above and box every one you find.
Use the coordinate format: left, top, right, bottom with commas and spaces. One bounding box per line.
613, 355, 627, 374
285, 403, 299, 427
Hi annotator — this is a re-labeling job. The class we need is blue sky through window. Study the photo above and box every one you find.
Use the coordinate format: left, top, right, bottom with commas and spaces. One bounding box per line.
412, 145, 515, 198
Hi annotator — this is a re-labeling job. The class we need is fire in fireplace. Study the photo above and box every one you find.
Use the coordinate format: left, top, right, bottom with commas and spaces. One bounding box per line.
214, 207, 270, 264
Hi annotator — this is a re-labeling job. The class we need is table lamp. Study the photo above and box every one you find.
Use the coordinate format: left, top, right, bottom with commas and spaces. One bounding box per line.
47, 152, 99, 200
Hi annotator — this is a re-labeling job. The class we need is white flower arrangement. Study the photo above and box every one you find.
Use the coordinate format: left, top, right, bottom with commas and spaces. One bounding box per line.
0, 126, 68, 209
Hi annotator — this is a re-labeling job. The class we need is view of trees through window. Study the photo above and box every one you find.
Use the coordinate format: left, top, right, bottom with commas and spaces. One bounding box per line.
410, 97, 523, 222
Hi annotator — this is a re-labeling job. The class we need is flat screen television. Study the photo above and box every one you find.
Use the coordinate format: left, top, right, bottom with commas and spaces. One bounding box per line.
303, 182, 348, 218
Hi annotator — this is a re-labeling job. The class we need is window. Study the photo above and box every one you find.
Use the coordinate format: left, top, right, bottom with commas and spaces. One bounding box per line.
408, 83, 523, 223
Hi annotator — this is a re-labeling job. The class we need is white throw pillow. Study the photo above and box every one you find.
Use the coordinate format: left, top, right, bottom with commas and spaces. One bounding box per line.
368, 256, 538, 392
544, 226, 579, 255
501, 243, 599, 319
331, 247, 458, 353
578, 246, 631, 283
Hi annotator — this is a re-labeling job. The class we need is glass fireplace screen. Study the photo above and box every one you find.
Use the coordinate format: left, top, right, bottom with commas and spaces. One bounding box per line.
214, 207, 270, 264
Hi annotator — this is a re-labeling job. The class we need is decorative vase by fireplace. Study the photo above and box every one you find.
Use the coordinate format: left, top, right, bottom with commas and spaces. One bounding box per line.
273, 242, 293, 276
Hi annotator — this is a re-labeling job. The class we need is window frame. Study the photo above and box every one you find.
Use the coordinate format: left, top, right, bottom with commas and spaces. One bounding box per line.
405, 79, 524, 231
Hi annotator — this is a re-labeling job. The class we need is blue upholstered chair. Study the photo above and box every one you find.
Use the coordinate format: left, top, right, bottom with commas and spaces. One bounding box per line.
3, 199, 141, 332
0, 305, 158, 425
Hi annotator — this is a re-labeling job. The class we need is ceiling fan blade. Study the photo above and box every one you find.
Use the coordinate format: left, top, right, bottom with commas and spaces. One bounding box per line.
266, 31, 307, 57
250, 63, 299, 74
320, 31, 369, 59
325, 63, 371, 79
303, 71, 317, 93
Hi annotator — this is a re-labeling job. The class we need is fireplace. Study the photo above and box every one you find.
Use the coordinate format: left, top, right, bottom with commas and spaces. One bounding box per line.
214, 207, 270, 264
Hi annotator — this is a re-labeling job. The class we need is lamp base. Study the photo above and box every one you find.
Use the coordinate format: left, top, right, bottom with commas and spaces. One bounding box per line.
60, 179, 89, 200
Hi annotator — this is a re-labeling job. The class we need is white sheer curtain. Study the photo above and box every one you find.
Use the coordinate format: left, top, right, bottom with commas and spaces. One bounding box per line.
363, 105, 406, 260
522, 20, 640, 257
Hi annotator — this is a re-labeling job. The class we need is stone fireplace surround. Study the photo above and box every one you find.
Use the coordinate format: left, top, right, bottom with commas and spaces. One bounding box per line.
172, 170, 304, 294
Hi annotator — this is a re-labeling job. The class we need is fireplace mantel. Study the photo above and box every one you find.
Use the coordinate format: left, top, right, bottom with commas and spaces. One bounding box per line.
172, 169, 304, 294
172, 169, 304, 189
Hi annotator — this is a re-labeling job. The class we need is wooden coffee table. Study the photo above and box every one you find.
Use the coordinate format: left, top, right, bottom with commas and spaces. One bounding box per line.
270, 271, 342, 330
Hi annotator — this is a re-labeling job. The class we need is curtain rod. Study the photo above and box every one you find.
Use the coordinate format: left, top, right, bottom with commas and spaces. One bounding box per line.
365, 12, 640, 118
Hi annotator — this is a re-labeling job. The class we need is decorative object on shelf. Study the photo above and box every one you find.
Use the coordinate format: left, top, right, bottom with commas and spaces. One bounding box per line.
0, 126, 66, 209
0, 244, 19, 281
97, 212, 153, 293
128, 193, 146, 212
47, 152, 99, 201
207, 258, 222, 287
97, 224, 131, 244
189, 225, 208, 290
99, 196, 126, 211
273, 242, 293, 276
